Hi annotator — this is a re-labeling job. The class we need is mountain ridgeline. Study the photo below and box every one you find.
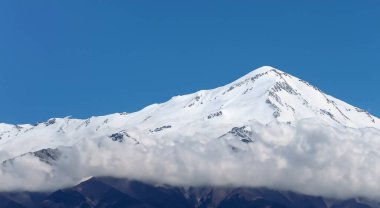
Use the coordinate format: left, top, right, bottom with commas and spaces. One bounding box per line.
1, 177, 379, 208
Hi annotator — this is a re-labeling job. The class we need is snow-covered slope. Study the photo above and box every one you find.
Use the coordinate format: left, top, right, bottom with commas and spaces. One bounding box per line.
0, 66, 379, 162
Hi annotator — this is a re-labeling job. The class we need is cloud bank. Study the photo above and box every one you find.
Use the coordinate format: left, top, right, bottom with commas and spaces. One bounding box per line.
1, 119, 380, 200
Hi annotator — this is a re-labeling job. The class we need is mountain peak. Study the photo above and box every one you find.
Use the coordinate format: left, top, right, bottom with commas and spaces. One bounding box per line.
251, 65, 276, 73
214, 66, 378, 128
250, 65, 281, 73
234, 66, 281, 82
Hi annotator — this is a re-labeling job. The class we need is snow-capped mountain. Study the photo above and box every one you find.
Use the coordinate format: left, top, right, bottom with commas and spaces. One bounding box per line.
1, 66, 380, 201
0, 66, 378, 161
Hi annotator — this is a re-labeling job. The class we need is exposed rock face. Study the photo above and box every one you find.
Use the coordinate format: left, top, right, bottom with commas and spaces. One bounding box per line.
32, 148, 62, 165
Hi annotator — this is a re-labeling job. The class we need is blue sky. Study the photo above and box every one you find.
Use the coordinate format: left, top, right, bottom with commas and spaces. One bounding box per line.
1, 1, 379, 124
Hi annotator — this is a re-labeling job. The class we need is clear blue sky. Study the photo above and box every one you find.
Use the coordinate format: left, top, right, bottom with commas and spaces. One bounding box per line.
1, 1, 379, 124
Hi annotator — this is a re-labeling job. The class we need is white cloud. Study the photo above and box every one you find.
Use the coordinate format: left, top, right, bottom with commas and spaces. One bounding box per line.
1, 118, 380, 200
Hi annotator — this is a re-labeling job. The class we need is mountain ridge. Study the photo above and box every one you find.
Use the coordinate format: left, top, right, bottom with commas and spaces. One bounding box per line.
2, 176, 379, 208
